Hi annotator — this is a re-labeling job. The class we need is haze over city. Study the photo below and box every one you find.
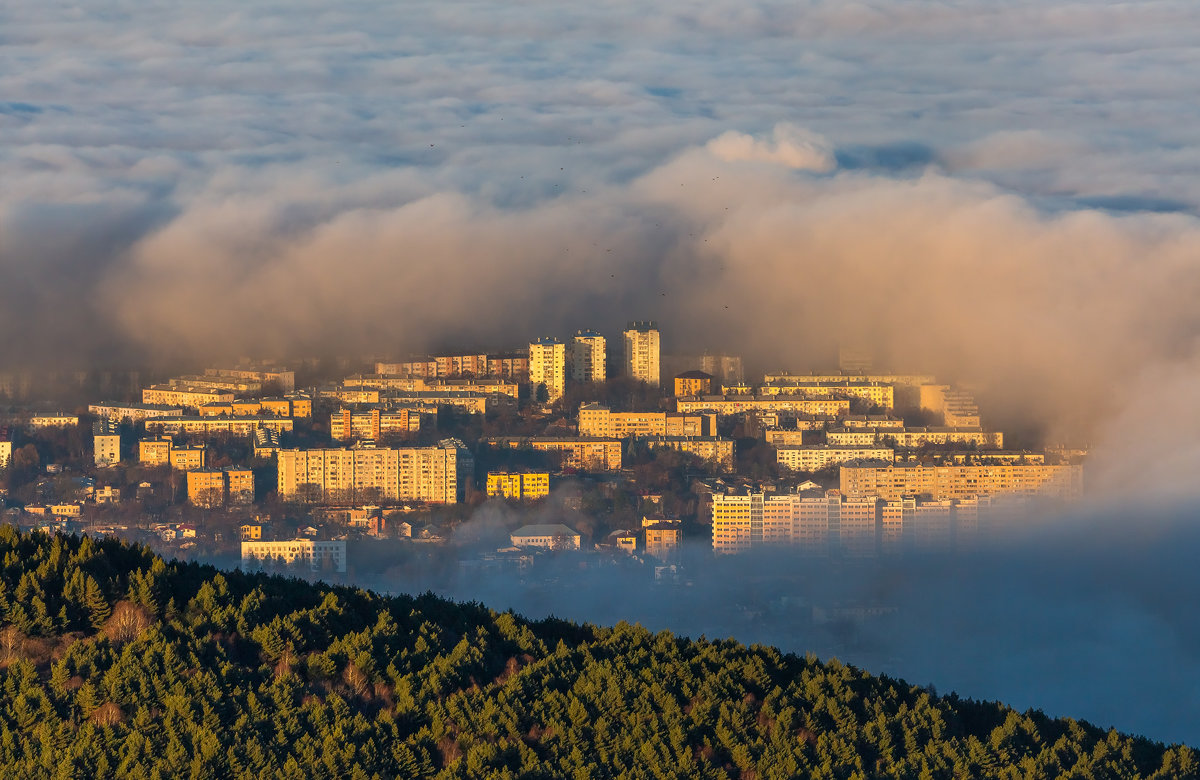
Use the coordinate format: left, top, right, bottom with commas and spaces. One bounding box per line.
3, 0, 1200, 772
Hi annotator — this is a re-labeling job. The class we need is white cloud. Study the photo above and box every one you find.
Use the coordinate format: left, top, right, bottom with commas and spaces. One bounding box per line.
706, 123, 837, 171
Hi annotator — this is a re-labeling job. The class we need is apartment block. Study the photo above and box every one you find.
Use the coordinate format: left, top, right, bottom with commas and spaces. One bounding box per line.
826, 427, 1004, 449
383, 390, 512, 414
142, 385, 235, 409
763, 429, 813, 447
145, 416, 295, 438
578, 404, 716, 439
206, 367, 295, 392
673, 370, 715, 398
169, 375, 262, 394
486, 471, 551, 500
89, 402, 184, 422
776, 446, 894, 472
276, 440, 472, 504
331, 408, 423, 441
93, 419, 121, 467
840, 463, 1084, 502
919, 384, 982, 427
644, 521, 682, 562
571, 330, 607, 383
643, 436, 735, 470
486, 436, 623, 471
758, 380, 895, 410
529, 338, 567, 403
713, 490, 895, 557
186, 469, 228, 507
242, 539, 346, 573
676, 396, 851, 417
139, 438, 207, 471
0, 440, 12, 470
29, 413, 78, 428
623, 321, 661, 386
376, 353, 529, 380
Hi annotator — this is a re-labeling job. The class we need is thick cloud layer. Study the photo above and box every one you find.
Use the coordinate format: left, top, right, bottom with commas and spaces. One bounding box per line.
4, 0, 1200, 372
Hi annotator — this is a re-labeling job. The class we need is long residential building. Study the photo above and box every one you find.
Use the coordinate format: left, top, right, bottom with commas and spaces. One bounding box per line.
578, 403, 716, 439
376, 352, 530, 380
206, 367, 296, 392
712, 490, 994, 557
331, 407, 433, 441
343, 375, 520, 399
145, 416, 295, 437
826, 427, 1004, 449
169, 375, 263, 394
276, 440, 472, 504
764, 371, 937, 387
198, 396, 312, 418
758, 380, 895, 410
242, 539, 346, 573
382, 390, 514, 414
485, 436, 623, 471
142, 385, 235, 409
677, 396, 851, 417
89, 402, 184, 422
839, 463, 1083, 502
643, 436, 735, 470
776, 446, 894, 472
29, 413, 79, 428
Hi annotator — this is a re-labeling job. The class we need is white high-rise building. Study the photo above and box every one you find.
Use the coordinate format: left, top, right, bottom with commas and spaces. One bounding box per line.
571, 330, 607, 383
529, 338, 567, 402
623, 321, 660, 387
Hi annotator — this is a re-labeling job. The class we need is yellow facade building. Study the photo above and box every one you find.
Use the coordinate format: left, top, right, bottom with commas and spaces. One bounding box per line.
578, 404, 716, 439
142, 385, 235, 409
644, 521, 682, 562
775, 446, 893, 472
169, 445, 207, 471
571, 330, 607, 383
486, 472, 551, 500
186, 470, 228, 507
242, 539, 346, 573
205, 367, 295, 392
623, 321, 661, 386
758, 380, 895, 410
331, 408, 421, 441
29, 413, 78, 428
276, 440, 472, 504
486, 437, 623, 471
529, 338, 567, 403
840, 463, 1083, 502
826, 427, 1003, 449
676, 396, 851, 417
673, 370, 714, 398
145, 416, 295, 437
643, 436, 735, 470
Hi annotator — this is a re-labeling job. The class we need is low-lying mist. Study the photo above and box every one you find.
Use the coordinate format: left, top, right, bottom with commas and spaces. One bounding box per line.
352, 496, 1200, 746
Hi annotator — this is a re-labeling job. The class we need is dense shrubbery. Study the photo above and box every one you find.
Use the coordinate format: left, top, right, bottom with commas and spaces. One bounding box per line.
0, 526, 1195, 779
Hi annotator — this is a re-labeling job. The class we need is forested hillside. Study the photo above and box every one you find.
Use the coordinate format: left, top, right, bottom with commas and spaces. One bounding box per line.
0, 527, 1194, 779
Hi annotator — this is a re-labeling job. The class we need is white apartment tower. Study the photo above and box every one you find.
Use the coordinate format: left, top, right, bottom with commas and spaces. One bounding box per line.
571, 330, 607, 383
623, 321, 660, 387
529, 337, 567, 402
